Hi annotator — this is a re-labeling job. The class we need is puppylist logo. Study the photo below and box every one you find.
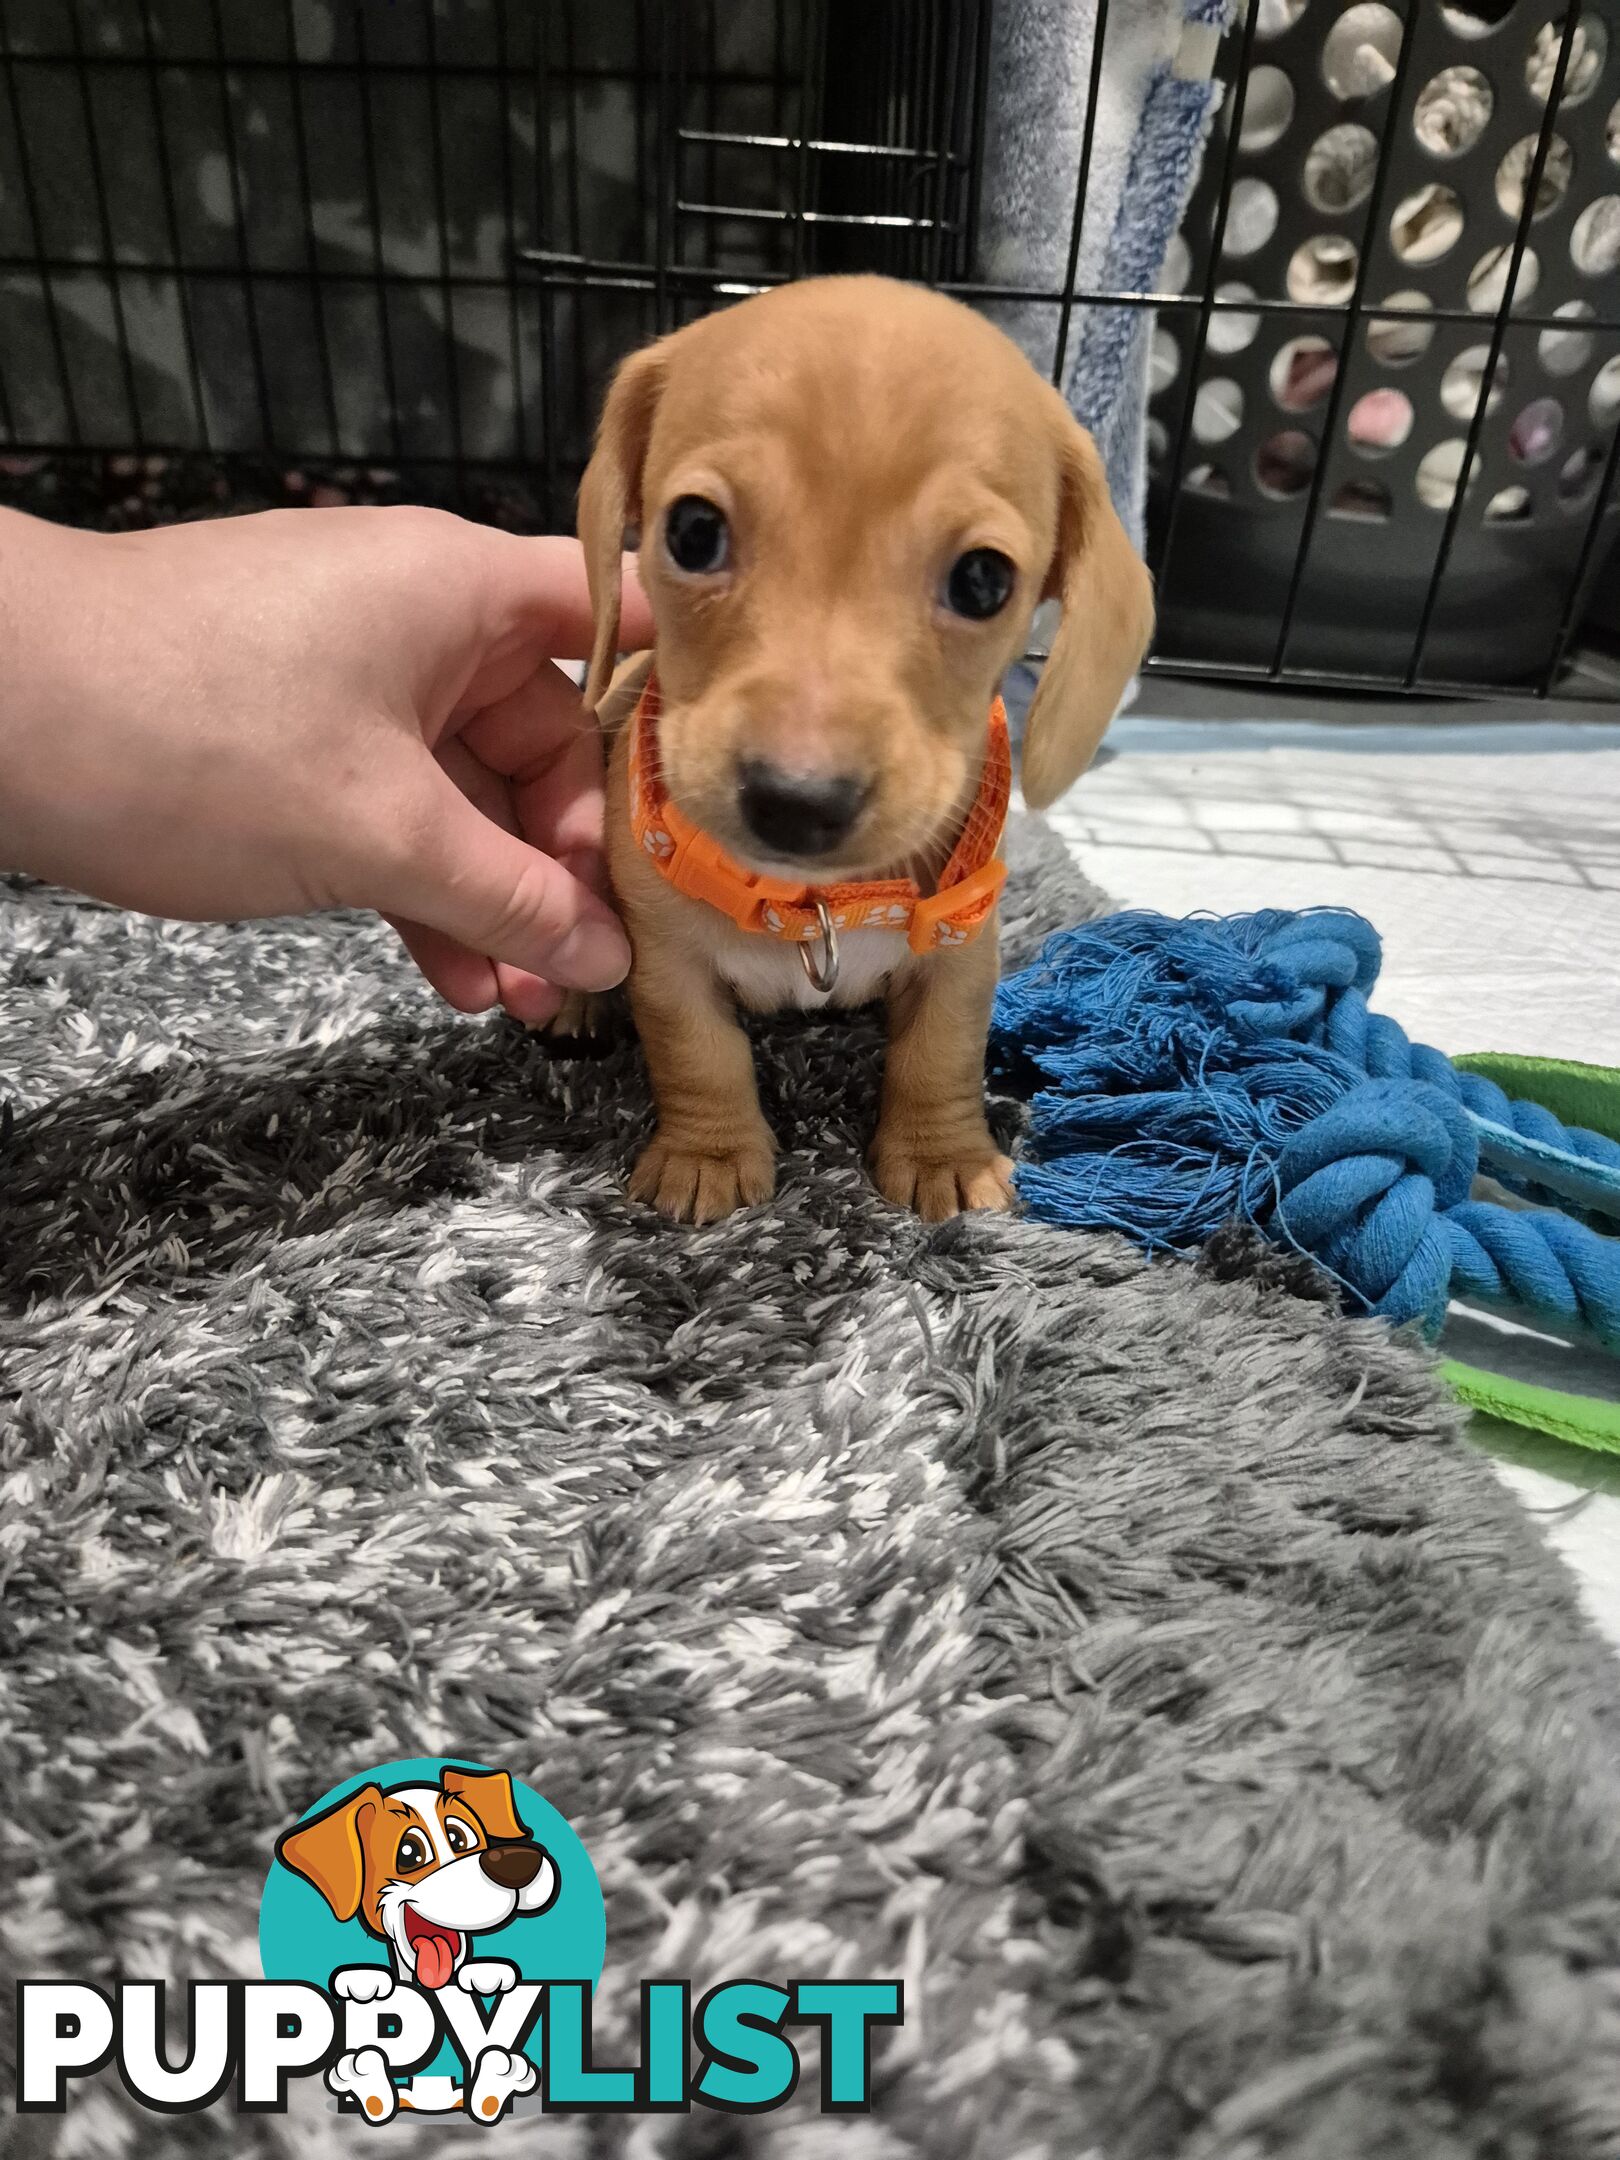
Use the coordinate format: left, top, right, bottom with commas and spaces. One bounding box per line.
15, 1756, 902, 2125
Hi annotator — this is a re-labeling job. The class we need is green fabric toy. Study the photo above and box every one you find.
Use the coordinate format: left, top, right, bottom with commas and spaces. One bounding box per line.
1446, 1053, 1620, 1459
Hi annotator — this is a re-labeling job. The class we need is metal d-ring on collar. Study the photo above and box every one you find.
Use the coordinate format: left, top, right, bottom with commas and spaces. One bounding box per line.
798, 900, 841, 995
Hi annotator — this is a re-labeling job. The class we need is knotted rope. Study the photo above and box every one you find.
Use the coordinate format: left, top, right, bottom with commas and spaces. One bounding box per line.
989, 908, 1620, 1347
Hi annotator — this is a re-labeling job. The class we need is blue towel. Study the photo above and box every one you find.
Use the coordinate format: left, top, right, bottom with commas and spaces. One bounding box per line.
983, 2, 1236, 742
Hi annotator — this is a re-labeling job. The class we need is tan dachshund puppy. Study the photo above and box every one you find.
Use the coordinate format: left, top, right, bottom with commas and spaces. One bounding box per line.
575, 275, 1152, 1225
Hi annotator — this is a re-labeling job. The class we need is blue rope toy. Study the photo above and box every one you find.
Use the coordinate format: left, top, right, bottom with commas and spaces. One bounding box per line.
988, 908, 1620, 1349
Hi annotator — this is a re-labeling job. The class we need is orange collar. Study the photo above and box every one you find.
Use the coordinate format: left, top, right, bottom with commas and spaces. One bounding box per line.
628, 676, 1009, 957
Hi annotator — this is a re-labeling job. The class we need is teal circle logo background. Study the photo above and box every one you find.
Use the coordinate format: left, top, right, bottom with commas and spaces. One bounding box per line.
259, 1757, 605, 2083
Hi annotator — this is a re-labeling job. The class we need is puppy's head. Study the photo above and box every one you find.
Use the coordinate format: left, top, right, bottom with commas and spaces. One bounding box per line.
580, 276, 1152, 874
276, 1768, 559, 1989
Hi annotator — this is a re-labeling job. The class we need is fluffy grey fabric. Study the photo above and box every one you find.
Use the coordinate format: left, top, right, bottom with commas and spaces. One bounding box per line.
5, 818, 1620, 2158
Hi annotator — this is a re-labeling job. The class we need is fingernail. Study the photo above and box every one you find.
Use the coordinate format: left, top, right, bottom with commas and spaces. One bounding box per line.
549, 915, 631, 990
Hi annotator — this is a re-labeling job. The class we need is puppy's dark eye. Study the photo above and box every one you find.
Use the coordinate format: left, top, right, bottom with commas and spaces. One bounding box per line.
396, 1831, 431, 1872
944, 548, 1015, 621
444, 1818, 476, 1855
665, 495, 730, 575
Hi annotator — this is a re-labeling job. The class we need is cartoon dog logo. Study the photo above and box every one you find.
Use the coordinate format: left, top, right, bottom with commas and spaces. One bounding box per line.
276, 1765, 559, 2121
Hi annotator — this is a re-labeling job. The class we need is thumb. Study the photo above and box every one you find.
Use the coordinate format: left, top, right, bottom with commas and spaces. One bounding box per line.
371, 765, 631, 990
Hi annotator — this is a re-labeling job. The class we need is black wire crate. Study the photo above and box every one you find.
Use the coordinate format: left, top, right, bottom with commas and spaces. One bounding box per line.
0, 0, 985, 534
1, 0, 1616, 701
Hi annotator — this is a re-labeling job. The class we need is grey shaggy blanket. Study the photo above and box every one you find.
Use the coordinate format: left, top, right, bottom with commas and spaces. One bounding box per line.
5, 818, 1620, 2159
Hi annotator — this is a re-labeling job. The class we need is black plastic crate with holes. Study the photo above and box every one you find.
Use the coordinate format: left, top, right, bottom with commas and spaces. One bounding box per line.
1147, 0, 1620, 693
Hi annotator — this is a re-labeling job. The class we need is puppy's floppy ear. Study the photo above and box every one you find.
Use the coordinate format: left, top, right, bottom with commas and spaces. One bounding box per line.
441, 1766, 529, 1843
578, 342, 668, 714
1020, 413, 1155, 812
276, 1785, 381, 1923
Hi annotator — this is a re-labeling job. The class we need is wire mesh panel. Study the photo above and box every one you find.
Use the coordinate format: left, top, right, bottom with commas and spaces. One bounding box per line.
0, 0, 1615, 696
0, 0, 984, 531
518, 0, 986, 509
1, 0, 564, 520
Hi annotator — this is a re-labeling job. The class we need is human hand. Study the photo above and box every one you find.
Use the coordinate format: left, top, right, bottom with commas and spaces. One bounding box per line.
0, 504, 650, 1024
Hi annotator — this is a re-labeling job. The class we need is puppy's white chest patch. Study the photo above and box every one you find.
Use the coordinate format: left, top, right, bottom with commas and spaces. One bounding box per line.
717, 926, 909, 1012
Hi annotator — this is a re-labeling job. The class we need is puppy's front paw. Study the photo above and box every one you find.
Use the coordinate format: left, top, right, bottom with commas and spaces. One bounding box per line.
870, 1130, 1016, 1221
542, 989, 623, 1043
630, 1128, 776, 1223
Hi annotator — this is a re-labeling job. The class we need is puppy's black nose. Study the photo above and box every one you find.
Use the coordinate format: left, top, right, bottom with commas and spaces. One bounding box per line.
479, 1842, 543, 1889
738, 762, 869, 858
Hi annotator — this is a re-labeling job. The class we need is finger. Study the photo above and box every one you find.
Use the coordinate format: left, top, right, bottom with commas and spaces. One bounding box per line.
457, 668, 607, 868
457, 535, 652, 710
388, 915, 501, 1015
391, 917, 562, 1026
435, 734, 521, 837
517, 722, 609, 875
373, 763, 631, 990
494, 964, 565, 1028
389, 747, 514, 1010
428, 739, 571, 1023
455, 662, 592, 785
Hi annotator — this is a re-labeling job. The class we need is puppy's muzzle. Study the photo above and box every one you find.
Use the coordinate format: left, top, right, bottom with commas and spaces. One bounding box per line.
738, 760, 870, 859
479, 1841, 545, 1890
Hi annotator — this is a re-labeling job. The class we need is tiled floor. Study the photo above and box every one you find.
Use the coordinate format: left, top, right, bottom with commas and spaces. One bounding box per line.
1050, 690, 1620, 1652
